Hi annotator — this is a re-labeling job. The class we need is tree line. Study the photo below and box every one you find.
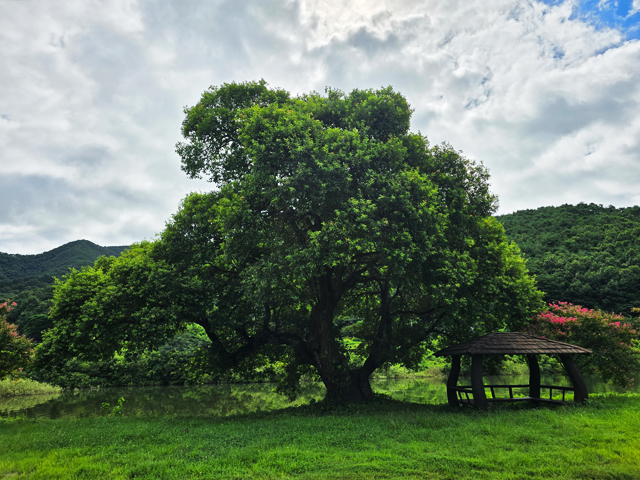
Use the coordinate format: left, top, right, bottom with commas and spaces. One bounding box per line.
496, 203, 640, 316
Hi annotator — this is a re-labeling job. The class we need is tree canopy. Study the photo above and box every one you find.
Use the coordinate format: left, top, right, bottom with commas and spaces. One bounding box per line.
36, 81, 543, 401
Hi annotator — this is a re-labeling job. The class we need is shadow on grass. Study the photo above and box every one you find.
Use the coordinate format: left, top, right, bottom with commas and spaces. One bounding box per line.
219, 391, 637, 422
3, 391, 636, 426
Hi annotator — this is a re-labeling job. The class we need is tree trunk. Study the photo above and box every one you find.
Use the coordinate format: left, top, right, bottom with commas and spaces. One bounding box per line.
306, 274, 389, 403
307, 275, 351, 401
323, 280, 390, 403
344, 367, 375, 402
307, 303, 380, 402
343, 354, 380, 402
337, 281, 391, 402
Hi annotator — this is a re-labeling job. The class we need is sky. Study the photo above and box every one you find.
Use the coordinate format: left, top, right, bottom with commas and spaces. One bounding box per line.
1, 0, 639, 254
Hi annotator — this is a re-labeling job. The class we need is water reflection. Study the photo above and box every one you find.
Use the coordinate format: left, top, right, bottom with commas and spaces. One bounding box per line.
0, 383, 326, 420
372, 373, 639, 405
374, 377, 448, 405
1, 373, 637, 420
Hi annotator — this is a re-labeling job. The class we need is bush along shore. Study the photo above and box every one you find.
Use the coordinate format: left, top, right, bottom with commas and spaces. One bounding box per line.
0, 378, 61, 397
0, 393, 638, 479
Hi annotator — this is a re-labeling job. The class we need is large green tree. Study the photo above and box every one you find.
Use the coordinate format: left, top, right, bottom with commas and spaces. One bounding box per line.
36, 81, 543, 402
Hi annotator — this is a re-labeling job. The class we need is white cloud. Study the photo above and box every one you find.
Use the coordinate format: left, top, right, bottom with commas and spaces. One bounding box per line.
0, 0, 639, 253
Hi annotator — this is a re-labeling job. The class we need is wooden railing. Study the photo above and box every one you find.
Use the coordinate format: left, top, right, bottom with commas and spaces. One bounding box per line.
451, 384, 575, 405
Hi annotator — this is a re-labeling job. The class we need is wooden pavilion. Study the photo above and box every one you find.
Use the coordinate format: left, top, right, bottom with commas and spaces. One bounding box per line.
434, 332, 592, 408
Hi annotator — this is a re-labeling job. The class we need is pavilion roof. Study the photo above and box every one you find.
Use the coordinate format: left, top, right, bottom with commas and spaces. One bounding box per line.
434, 332, 591, 357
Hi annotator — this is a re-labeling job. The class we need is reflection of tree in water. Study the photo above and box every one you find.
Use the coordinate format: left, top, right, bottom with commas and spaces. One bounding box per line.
373, 378, 448, 405
0, 392, 62, 416
1, 382, 327, 419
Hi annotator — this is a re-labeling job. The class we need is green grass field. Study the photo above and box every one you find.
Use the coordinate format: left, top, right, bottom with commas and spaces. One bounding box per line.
1, 393, 639, 479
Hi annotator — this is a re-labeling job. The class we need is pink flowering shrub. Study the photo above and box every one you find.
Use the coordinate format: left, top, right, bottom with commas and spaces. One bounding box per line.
527, 302, 640, 388
0, 301, 34, 380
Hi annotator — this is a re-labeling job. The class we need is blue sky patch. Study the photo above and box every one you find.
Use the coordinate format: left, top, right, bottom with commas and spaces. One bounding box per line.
539, 0, 640, 39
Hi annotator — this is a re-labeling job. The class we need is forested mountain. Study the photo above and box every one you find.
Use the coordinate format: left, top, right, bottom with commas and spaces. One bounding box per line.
1, 240, 128, 341
496, 203, 640, 316
0, 240, 127, 284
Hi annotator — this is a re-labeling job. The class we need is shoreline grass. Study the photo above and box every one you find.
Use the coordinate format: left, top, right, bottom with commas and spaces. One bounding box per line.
0, 378, 62, 397
1, 393, 638, 479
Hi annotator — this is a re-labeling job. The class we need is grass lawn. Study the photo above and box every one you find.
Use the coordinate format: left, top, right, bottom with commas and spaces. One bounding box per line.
1, 393, 639, 479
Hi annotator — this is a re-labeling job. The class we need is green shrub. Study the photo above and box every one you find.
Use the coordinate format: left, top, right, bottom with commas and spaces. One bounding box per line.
0, 377, 61, 397
528, 302, 640, 387
0, 301, 34, 380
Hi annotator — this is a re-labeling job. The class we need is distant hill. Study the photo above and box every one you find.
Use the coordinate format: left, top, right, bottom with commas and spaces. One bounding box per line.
0, 240, 129, 341
496, 203, 640, 316
0, 240, 128, 299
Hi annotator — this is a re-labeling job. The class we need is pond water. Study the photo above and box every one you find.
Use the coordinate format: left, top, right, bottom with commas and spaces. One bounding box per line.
1, 374, 637, 420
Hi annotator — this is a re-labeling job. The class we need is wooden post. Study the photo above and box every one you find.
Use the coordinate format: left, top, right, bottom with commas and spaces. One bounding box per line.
447, 355, 462, 406
527, 354, 541, 400
471, 355, 488, 409
559, 354, 589, 403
